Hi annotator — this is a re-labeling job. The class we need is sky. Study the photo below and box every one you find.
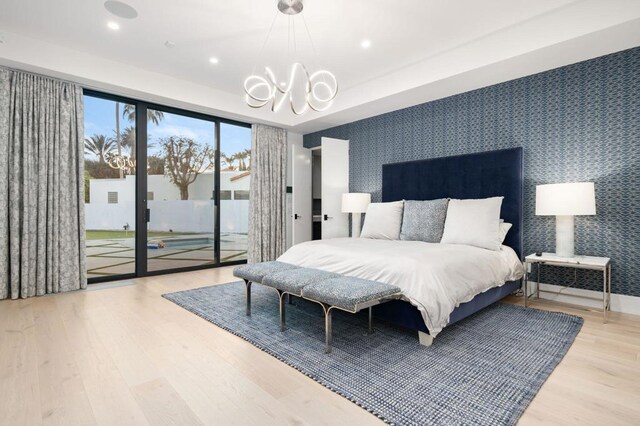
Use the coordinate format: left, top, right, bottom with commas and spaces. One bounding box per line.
84, 95, 251, 161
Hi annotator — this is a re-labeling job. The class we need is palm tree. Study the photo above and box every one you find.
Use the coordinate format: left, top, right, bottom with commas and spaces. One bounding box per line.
120, 105, 164, 169
236, 148, 251, 171
221, 152, 238, 170
84, 135, 115, 163
115, 102, 123, 178
122, 104, 165, 125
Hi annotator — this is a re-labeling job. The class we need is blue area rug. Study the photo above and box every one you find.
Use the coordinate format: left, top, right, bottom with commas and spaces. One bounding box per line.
163, 281, 583, 425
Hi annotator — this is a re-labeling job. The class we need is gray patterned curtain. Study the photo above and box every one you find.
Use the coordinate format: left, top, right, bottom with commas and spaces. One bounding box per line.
0, 68, 86, 299
248, 124, 287, 263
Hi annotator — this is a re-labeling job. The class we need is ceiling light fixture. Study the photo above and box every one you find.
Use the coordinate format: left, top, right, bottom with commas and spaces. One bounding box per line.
244, 0, 338, 115
209, 57, 219, 64
361, 39, 371, 49
107, 21, 120, 30
104, 1, 138, 19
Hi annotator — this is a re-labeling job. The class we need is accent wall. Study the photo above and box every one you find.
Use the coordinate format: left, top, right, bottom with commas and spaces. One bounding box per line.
304, 46, 640, 297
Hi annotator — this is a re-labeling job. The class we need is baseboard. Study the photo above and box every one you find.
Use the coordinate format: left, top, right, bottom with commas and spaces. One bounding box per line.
525, 281, 640, 316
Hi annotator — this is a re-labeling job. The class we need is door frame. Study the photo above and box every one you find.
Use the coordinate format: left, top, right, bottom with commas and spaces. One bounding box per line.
84, 89, 251, 283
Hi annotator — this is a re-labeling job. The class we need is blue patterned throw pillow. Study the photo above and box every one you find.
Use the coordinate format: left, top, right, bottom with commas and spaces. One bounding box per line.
400, 199, 449, 243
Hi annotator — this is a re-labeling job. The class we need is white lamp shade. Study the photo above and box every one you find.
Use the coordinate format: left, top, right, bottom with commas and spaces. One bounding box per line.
341, 193, 371, 213
535, 182, 596, 216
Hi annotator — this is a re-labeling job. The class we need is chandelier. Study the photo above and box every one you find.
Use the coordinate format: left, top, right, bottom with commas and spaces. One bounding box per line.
244, 0, 338, 115
107, 153, 135, 174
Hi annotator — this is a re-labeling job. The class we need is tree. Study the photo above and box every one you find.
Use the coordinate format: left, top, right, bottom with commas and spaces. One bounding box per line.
236, 148, 251, 171
122, 104, 165, 125
84, 134, 115, 163
160, 136, 214, 200
84, 170, 91, 203
220, 152, 237, 170
84, 160, 120, 179
147, 155, 166, 175
115, 102, 123, 178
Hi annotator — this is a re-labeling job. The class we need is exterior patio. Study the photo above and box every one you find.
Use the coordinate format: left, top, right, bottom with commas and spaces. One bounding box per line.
86, 232, 248, 278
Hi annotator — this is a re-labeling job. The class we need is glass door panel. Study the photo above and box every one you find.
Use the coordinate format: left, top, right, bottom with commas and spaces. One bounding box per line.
83, 95, 136, 279
219, 123, 251, 262
145, 109, 218, 272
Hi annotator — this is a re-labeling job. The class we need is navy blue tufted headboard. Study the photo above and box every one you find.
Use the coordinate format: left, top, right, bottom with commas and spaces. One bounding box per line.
382, 147, 524, 259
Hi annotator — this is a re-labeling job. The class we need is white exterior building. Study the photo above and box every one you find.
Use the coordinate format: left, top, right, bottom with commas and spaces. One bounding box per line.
85, 171, 250, 234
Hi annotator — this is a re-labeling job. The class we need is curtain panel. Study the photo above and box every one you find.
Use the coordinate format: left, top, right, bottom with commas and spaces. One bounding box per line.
248, 124, 287, 263
0, 68, 86, 299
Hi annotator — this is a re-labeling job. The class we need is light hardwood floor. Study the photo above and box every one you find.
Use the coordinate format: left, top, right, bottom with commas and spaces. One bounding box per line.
1, 266, 639, 425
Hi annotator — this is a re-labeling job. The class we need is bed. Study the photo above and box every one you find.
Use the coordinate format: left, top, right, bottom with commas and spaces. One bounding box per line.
279, 147, 524, 342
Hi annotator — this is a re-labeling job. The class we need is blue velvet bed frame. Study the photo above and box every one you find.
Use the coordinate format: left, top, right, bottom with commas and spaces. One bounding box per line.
374, 147, 524, 335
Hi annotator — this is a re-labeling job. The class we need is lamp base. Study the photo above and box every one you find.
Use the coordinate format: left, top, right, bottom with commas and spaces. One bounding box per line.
555, 215, 575, 258
352, 213, 362, 238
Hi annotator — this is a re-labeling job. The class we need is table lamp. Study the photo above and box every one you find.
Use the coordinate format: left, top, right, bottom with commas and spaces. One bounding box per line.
535, 182, 596, 258
341, 193, 371, 238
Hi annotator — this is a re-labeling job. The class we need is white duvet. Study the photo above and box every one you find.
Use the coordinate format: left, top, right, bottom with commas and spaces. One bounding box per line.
278, 238, 524, 337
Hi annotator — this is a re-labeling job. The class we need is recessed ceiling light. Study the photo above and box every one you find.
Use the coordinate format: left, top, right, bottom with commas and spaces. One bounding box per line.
361, 39, 371, 49
104, 1, 138, 19
209, 57, 219, 64
107, 21, 120, 30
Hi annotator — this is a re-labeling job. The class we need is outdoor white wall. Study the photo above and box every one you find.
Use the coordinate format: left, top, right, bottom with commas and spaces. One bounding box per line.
85, 200, 248, 234
86, 170, 250, 233
89, 171, 249, 203
85, 202, 136, 231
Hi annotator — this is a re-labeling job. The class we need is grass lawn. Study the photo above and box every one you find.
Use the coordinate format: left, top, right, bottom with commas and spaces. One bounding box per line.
86, 230, 195, 240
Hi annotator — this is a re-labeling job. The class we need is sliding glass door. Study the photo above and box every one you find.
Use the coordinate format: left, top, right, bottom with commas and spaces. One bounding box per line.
83, 96, 137, 279
83, 90, 250, 283
146, 109, 218, 273
219, 123, 252, 262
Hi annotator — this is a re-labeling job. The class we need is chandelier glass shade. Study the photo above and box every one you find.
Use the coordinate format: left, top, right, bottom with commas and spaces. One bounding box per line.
244, 0, 337, 115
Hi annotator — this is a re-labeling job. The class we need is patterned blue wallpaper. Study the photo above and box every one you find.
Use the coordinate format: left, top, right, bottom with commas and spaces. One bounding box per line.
304, 46, 640, 297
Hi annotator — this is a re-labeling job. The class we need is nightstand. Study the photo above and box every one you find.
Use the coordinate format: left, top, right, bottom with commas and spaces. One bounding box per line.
523, 253, 611, 322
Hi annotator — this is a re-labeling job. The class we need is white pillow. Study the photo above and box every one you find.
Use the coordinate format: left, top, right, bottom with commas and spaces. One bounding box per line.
440, 197, 503, 250
360, 201, 404, 240
499, 221, 512, 244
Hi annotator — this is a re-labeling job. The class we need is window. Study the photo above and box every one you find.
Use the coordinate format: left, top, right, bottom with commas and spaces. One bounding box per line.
84, 90, 250, 283
234, 190, 249, 200
107, 192, 119, 204
220, 123, 252, 262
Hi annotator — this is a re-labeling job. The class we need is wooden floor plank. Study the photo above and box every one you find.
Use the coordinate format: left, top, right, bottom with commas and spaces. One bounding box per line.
1, 267, 638, 425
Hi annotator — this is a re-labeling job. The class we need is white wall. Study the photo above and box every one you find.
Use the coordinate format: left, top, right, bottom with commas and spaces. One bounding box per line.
86, 170, 250, 233
85, 200, 248, 234
89, 171, 249, 203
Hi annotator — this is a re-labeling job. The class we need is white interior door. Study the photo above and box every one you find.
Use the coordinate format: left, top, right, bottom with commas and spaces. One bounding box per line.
292, 145, 312, 245
321, 137, 349, 239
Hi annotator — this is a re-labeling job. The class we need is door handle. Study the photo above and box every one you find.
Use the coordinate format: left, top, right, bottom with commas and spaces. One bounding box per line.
294, 213, 300, 220
323, 214, 332, 221
146, 208, 151, 223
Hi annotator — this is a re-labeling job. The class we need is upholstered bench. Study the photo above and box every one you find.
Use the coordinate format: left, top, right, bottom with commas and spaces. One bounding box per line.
301, 277, 402, 353
233, 261, 299, 315
234, 262, 402, 353
262, 268, 340, 331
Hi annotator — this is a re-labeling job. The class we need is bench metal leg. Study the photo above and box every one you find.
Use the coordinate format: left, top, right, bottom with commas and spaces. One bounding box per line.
278, 290, 287, 331
368, 306, 374, 334
244, 279, 251, 316
324, 305, 333, 354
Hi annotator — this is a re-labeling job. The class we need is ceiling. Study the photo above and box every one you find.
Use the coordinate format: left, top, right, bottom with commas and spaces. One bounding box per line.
1, 0, 640, 133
